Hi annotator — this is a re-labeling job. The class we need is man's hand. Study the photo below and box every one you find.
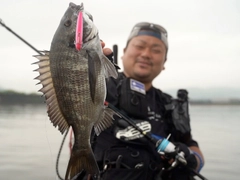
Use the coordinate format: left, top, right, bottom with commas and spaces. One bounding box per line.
101, 40, 120, 69
174, 142, 198, 169
159, 142, 197, 171
100, 40, 113, 56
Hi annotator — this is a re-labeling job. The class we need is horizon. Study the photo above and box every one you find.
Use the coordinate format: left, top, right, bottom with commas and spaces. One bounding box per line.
1, 85, 240, 101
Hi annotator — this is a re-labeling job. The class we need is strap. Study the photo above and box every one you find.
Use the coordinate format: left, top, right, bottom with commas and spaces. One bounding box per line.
192, 151, 204, 172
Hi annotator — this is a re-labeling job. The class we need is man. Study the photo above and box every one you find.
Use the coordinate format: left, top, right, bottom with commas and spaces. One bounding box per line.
93, 22, 204, 180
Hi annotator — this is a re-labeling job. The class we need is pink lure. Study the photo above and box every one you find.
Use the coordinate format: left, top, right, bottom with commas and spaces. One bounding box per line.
75, 11, 83, 51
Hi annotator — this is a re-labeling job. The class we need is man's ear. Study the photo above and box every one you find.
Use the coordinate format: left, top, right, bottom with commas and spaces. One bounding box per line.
121, 48, 126, 60
163, 57, 167, 70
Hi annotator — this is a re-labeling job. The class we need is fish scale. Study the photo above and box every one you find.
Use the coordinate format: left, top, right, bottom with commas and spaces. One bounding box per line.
33, 2, 119, 180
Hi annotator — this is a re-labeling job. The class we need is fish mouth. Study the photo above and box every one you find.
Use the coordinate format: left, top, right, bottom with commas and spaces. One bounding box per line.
75, 3, 93, 21
68, 2, 96, 47
70, 2, 84, 11
71, 3, 94, 21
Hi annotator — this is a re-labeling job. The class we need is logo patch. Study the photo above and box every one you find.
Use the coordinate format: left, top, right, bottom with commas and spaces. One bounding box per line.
130, 79, 146, 95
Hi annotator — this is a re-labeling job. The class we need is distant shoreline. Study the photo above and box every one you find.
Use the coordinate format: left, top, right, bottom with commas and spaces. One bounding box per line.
0, 90, 44, 105
1, 90, 240, 105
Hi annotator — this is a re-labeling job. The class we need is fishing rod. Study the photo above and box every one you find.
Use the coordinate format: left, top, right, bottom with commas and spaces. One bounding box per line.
0, 18, 43, 55
105, 101, 158, 142
105, 101, 208, 180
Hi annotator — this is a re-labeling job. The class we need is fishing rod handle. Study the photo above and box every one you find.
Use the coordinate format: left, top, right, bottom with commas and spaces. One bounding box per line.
156, 138, 175, 153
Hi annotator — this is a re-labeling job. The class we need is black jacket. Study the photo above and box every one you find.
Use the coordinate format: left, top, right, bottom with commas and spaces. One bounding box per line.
92, 72, 198, 180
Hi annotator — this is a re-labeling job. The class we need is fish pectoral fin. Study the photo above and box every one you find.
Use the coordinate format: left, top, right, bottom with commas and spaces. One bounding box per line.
87, 50, 97, 102
94, 107, 118, 136
101, 55, 118, 79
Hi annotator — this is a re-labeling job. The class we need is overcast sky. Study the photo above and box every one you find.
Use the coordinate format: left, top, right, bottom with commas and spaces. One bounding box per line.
0, 0, 239, 95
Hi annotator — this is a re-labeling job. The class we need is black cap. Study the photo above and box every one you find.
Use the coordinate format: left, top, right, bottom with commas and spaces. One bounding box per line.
127, 22, 168, 50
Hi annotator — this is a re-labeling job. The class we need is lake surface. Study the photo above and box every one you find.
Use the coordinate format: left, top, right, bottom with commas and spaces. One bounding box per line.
0, 104, 239, 180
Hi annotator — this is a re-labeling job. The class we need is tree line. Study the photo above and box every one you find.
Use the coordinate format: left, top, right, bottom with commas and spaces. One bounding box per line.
0, 90, 44, 105
1, 90, 239, 105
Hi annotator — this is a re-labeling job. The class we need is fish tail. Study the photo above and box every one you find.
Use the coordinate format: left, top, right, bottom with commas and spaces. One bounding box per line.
65, 146, 99, 180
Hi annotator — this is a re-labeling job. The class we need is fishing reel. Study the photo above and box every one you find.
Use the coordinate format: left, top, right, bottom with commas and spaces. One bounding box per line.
155, 136, 187, 170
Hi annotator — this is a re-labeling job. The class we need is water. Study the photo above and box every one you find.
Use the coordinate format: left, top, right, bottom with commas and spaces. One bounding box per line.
0, 104, 239, 180
189, 105, 240, 180
0, 104, 69, 180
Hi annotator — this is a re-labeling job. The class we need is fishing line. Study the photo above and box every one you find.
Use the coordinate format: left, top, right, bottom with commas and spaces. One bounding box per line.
1, 18, 81, 180
43, 117, 69, 180
43, 114, 56, 178
56, 127, 70, 180
0, 18, 43, 55
0, 18, 66, 178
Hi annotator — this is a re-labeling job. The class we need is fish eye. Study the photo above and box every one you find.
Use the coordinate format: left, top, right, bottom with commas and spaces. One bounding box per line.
64, 19, 72, 27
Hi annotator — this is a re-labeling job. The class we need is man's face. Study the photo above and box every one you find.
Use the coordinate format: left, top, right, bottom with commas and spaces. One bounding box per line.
122, 35, 167, 84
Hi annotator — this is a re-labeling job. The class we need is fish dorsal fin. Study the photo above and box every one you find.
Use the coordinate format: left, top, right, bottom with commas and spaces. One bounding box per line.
94, 106, 119, 136
101, 55, 118, 79
33, 51, 69, 134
